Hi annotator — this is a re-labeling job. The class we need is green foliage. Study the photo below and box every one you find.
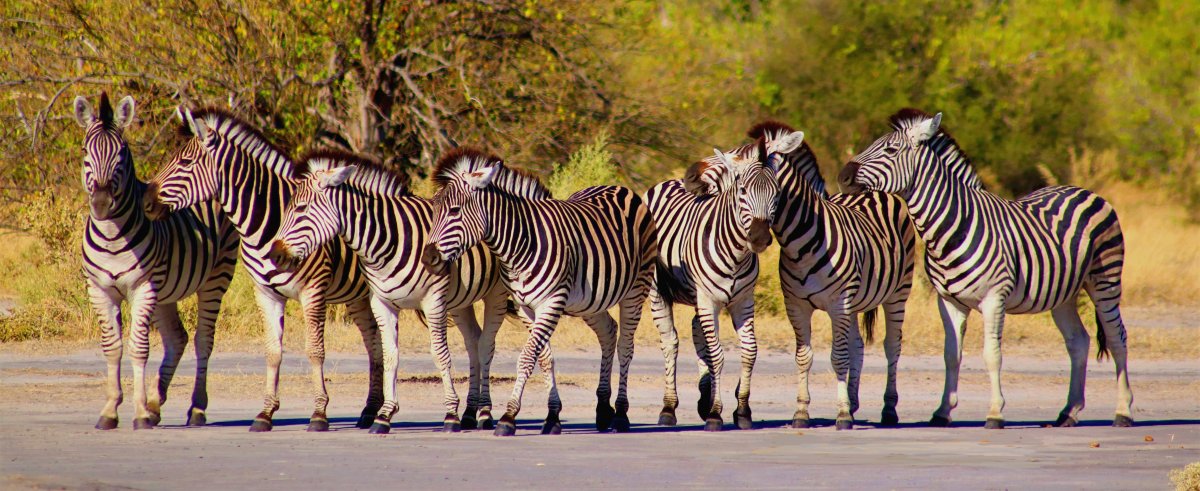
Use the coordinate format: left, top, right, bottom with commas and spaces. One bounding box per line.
548, 131, 620, 198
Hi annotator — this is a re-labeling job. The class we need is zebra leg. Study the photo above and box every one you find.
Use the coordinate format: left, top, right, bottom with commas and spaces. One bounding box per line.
1086, 283, 1133, 427
474, 290, 508, 430
518, 305, 562, 434
421, 296, 461, 432
188, 286, 224, 427
127, 283, 159, 429
90, 283, 124, 430
784, 298, 816, 429
367, 296, 400, 434
496, 297, 566, 437
847, 312, 866, 419
980, 294, 1007, 429
583, 312, 618, 432
150, 302, 188, 427
647, 286, 679, 426
880, 296, 907, 427
300, 290, 332, 432
614, 296, 645, 433
828, 308, 856, 430
729, 296, 757, 430
931, 297, 970, 427
1050, 302, 1089, 427
347, 298, 384, 430
251, 288, 286, 432
450, 308, 484, 430
697, 302, 726, 431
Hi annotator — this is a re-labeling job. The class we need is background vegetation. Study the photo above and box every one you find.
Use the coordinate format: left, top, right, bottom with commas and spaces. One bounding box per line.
2, 0, 1198, 359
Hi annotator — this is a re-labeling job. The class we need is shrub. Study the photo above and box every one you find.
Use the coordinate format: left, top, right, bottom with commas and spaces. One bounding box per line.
1170, 462, 1200, 491
548, 131, 621, 199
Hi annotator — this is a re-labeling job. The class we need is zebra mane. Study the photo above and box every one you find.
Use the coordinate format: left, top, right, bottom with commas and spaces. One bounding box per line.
747, 120, 827, 198
96, 92, 116, 130
298, 149, 411, 197
181, 107, 298, 179
887, 108, 984, 190
747, 120, 795, 141
684, 137, 769, 196
433, 147, 551, 199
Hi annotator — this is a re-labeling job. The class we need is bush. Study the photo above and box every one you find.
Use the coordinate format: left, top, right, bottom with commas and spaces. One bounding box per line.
1170, 462, 1200, 491
548, 131, 621, 199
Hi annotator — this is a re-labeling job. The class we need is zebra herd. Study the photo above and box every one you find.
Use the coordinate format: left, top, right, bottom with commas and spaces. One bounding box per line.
72, 92, 1134, 435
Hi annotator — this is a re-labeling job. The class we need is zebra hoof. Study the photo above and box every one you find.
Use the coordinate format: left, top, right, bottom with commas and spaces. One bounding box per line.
187, 408, 207, 427
880, 409, 900, 427
984, 418, 1005, 430
1055, 414, 1078, 427
95, 416, 119, 430
461, 407, 478, 430
307, 418, 330, 432
704, 417, 724, 432
790, 417, 810, 429
495, 418, 518, 437
835, 418, 854, 431
657, 410, 677, 427
443, 419, 462, 433
542, 412, 562, 435
596, 403, 615, 432
479, 411, 495, 430
1113, 415, 1134, 427
368, 422, 391, 434
696, 391, 712, 422
133, 417, 155, 430
928, 415, 952, 427
147, 412, 162, 426
356, 410, 376, 429
733, 406, 753, 430
613, 413, 631, 433
249, 413, 273, 432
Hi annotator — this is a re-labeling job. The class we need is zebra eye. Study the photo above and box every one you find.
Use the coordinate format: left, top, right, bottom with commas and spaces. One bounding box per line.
883, 145, 899, 156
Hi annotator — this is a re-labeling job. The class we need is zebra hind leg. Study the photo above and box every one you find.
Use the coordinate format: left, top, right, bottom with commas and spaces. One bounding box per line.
612, 296, 645, 433
450, 309, 484, 430
188, 286, 224, 427
348, 298, 384, 429
880, 297, 907, 427
647, 287, 679, 426
1086, 281, 1133, 427
828, 309, 856, 431
150, 303, 188, 427
1050, 301, 1089, 427
689, 314, 712, 423
583, 313, 618, 432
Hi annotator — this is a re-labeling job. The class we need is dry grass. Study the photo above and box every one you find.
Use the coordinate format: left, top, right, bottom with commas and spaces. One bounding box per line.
1171, 462, 1200, 491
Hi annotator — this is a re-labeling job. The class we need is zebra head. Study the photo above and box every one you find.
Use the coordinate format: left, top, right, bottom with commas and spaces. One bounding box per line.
423, 149, 502, 274
268, 163, 357, 270
73, 93, 136, 220
840, 109, 943, 195
145, 107, 218, 220
688, 140, 788, 253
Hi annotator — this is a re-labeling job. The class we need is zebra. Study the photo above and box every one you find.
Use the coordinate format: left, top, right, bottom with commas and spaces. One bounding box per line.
643, 144, 783, 431
143, 107, 385, 432
422, 148, 659, 436
72, 93, 239, 429
266, 149, 562, 433
840, 108, 1133, 428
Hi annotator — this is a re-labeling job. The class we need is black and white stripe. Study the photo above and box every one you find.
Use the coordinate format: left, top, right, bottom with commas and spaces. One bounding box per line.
643, 143, 782, 431
144, 108, 384, 432
423, 148, 659, 436
841, 108, 1132, 428
73, 93, 239, 430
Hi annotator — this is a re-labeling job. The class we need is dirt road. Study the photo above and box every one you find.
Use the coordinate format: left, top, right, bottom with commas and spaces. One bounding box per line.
1, 348, 1197, 489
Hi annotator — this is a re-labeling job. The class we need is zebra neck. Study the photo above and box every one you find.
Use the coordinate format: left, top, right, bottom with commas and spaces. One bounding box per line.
215, 148, 292, 253
480, 191, 535, 271
772, 175, 826, 244
711, 195, 756, 264
903, 152, 980, 257
335, 190, 425, 268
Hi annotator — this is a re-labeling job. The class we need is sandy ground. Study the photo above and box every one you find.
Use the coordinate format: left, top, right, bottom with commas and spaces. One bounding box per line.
0, 345, 1197, 490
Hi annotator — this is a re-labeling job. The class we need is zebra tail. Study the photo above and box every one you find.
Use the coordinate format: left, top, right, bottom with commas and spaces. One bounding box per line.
860, 308, 877, 344
1094, 307, 1109, 361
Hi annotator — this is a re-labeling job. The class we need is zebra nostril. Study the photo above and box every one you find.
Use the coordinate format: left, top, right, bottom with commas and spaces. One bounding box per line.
420, 242, 446, 274
838, 162, 865, 194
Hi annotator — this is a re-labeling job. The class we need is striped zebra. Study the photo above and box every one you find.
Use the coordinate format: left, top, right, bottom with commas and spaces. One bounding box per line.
267, 149, 561, 433
72, 93, 239, 429
644, 145, 783, 431
840, 108, 1133, 428
143, 107, 384, 432
422, 148, 658, 436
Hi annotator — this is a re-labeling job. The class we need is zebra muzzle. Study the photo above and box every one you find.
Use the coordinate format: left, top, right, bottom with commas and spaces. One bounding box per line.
89, 184, 114, 220
838, 161, 865, 194
267, 240, 299, 270
749, 218, 773, 253
142, 182, 169, 221
421, 243, 448, 275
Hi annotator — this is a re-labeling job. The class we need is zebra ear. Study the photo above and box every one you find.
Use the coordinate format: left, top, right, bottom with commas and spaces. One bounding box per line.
464, 164, 499, 190
114, 96, 136, 129
767, 131, 805, 156
318, 165, 357, 189
910, 113, 942, 145
73, 96, 94, 128
185, 109, 210, 142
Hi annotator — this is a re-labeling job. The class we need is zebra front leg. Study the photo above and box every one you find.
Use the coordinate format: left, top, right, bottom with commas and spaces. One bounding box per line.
251, 289, 286, 432
149, 302, 188, 427
613, 296, 645, 432
126, 283, 158, 429
348, 298, 384, 429
647, 287, 679, 426
880, 296, 907, 427
1086, 283, 1133, 426
931, 297, 970, 427
979, 293, 1007, 429
729, 296, 758, 430
450, 308, 484, 430
188, 288, 223, 426
518, 305, 562, 434
1051, 302, 1089, 427
583, 313, 618, 432
367, 296, 400, 434
90, 283, 124, 430
784, 297, 816, 429
422, 296, 461, 432
828, 308, 856, 430
300, 290, 332, 432
473, 291, 508, 430
696, 302, 726, 431
496, 297, 565, 436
